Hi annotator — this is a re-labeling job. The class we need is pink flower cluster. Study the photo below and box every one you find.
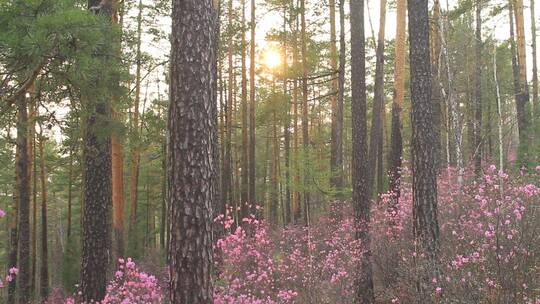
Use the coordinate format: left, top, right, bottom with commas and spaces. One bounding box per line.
62, 258, 163, 304
0, 267, 18, 288
214, 210, 361, 303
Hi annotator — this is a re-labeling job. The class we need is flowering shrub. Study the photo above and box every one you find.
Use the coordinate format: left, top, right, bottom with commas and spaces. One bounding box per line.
214, 165, 540, 303
40, 164, 540, 303
214, 209, 361, 303
62, 258, 163, 304
372, 165, 540, 303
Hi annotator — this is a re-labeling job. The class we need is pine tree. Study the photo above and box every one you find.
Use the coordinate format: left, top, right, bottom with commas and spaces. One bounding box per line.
408, 0, 441, 298
350, 0, 374, 302
168, 0, 218, 302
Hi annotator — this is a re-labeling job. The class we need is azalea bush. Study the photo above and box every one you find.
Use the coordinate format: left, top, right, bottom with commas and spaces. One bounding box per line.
214, 210, 360, 303
372, 165, 540, 303
46, 164, 540, 303
60, 258, 163, 304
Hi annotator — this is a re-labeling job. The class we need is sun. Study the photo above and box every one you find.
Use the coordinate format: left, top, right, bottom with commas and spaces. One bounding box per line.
263, 47, 282, 70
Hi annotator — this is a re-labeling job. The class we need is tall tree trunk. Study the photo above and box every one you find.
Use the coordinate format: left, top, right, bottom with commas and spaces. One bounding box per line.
408, 0, 441, 298
222, 0, 234, 214
168, 1, 217, 302
291, 2, 301, 223
129, 0, 143, 248
350, 0, 374, 302
330, 0, 343, 191
512, 0, 531, 165
248, 0, 256, 212
283, 5, 291, 225
493, 45, 505, 173
367, 0, 386, 198
337, 0, 346, 195
389, 0, 406, 208
67, 148, 74, 240
531, 0, 539, 118
38, 131, 49, 300
300, 0, 310, 226
440, 7, 464, 188
241, 0, 249, 219
111, 0, 125, 260
16, 93, 31, 304
8, 136, 20, 304
81, 1, 113, 301
430, 1, 442, 170
29, 99, 36, 299
474, 0, 483, 175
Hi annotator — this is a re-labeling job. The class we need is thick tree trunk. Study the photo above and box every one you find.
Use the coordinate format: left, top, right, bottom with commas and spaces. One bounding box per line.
389, 0, 406, 208
38, 132, 49, 300
81, 2, 113, 301
168, 1, 218, 302
350, 0, 374, 302
408, 0, 441, 298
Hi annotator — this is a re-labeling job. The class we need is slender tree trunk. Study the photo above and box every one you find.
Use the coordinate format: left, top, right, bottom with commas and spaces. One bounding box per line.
129, 0, 143, 248
248, 0, 256, 212
241, 0, 249, 219
81, 2, 113, 301
38, 131, 49, 301
17, 93, 31, 304
493, 45, 504, 172
292, 2, 301, 223
8, 137, 20, 304
512, 0, 531, 165
408, 0, 441, 298
330, 0, 343, 191
67, 148, 74, 240
350, 0, 374, 302
367, 0, 386, 198
222, 0, 234, 213
29, 99, 36, 299
389, 0, 406, 208
168, 1, 218, 302
431, 1, 442, 170
531, 0, 539, 118
474, 0, 483, 175
283, 5, 291, 225
337, 0, 346, 194
440, 7, 464, 188
111, 0, 125, 260
300, 0, 310, 226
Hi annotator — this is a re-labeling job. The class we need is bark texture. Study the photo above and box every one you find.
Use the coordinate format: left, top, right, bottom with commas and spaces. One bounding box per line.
168, 0, 218, 302
350, 0, 374, 302
389, 0, 406, 208
81, 1, 113, 301
408, 0, 441, 298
